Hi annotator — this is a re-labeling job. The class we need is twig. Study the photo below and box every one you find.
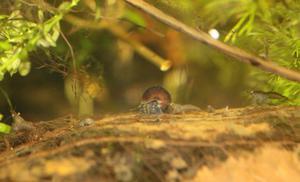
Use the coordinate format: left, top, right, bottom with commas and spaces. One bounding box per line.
63, 15, 172, 71
59, 30, 77, 74
124, 0, 300, 83
0, 88, 13, 111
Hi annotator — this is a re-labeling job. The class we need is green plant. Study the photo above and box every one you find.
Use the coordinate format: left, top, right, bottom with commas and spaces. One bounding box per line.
0, 0, 80, 122
0, 121, 11, 134
0, 87, 12, 134
201, 0, 300, 105
0, 0, 79, 80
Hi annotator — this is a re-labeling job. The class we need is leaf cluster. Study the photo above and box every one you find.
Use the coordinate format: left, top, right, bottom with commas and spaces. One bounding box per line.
0, 0, 79, 81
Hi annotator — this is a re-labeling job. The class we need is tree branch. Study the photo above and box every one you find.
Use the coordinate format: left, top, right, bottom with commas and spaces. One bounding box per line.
63, 15, 171, 71
124, 0, 300, 83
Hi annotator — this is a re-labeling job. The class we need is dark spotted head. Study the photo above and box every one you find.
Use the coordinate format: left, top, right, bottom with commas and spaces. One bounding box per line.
138, 100, 163, 114
139, 86, 171, 114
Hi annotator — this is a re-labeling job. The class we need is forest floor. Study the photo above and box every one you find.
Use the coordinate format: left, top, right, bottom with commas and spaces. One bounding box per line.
0, 106, 300, 181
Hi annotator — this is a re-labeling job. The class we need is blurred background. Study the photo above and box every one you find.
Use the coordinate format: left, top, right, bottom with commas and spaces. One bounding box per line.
0, 0, 299, 121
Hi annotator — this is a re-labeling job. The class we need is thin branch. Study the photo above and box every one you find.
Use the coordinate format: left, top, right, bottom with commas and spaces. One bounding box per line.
63, 15, 172, 71
0, 88, 13, 111
59, 30, 77, 74
124, 0, 300, 83
107, 24, 172, 71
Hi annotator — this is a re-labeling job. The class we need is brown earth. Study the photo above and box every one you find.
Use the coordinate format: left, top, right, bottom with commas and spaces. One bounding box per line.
0, 106, 300, 181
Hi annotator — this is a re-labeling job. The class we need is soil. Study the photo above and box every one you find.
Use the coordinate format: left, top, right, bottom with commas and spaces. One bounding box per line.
0, 106, 300, 181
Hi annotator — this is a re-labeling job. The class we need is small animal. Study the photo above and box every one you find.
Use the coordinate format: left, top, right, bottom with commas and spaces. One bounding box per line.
138, 86, 171, 114
138, 86, 201, 114
249, 90, 289, 105
0, 88, 34, 132
11, 111, 35, 132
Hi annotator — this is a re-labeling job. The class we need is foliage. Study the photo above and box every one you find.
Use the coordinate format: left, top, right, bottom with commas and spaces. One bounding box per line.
0, 107, 10, 134
0, 122, 11, 134
0, 0, 79, 81
200, 0, 300, 105
1, 0, 299, 119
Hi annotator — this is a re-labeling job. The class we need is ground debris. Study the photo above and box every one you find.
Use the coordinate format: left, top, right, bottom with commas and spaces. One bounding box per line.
0, 106, 299, 181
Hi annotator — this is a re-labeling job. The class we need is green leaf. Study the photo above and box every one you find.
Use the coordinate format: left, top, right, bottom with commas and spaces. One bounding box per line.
123, 10, 146, 28
18, 61, 31, 76
0, 122, 11, 134
0, 41, 12, 51
0, 15, 8, 20
58, 0, 80, 13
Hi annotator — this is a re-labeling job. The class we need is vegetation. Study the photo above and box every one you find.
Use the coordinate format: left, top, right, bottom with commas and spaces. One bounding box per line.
0, 0, 299, 123
0, 0, 79, 80
200, 0, 300, 104
0, 1, 300, 181
0, 0, 300, 117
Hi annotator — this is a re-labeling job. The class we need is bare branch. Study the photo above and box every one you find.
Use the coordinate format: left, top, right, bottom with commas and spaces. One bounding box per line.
124, 0, 300, 83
